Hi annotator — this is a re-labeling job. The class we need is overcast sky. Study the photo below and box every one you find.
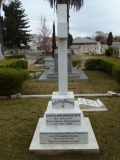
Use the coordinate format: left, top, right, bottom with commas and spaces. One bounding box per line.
2, 0, 120, 38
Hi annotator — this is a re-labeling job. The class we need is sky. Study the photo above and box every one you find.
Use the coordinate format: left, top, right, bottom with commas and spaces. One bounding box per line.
1, 0, 120, 38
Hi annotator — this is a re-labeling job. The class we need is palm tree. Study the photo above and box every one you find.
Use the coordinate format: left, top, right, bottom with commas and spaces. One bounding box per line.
47, 0, 84, 47
47, 0, 84, 11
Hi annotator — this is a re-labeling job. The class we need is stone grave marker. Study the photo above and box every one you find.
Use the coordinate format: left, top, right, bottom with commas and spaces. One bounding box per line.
0, 44, 4, 61
29, 4, 99, 155
77, 98, 107, 111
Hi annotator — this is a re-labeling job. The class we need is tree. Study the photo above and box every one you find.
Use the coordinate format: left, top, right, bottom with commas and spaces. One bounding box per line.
37, 14, 51, 55
68, 33, 73, 48
0, 1, 10, 55
94, 31, 108, 43
2, 0, 30, 53
107, 32, 113, 46
47, 0, 84, 11
0, 0, 3, 51
0, 0, 6, 55
114, 36, 120, 42
105, 46, 113, 56
52, 21, 56, 58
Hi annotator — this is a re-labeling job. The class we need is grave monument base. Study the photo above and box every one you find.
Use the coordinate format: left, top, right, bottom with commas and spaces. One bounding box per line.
38, 67, 88, 82
29, 92, 99, 155
38, 48, 89, 83
29, 117, 99, 155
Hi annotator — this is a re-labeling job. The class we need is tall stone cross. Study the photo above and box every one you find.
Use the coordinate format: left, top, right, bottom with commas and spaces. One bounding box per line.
57, 4, 68, 95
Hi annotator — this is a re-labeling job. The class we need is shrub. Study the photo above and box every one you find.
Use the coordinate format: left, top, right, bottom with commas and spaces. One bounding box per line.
112, 65, 120, 88
100, 58, 117, 74
85, 58, 100, 70
5, 54, 26, 59
72, 59, 81, 68
0, 68, 29, 96
85, 57, 120, 87
0, 59, 28, 69
105, 46, 113, 56
35, 56, 45, 64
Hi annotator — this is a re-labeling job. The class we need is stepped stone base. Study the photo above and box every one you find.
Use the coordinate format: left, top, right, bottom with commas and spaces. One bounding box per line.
38, 67, 88, 82
29, 118, 99, 155
29, 93, 99, 155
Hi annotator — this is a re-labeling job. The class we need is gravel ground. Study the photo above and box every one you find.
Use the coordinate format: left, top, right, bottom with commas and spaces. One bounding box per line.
27, 60, 36, 66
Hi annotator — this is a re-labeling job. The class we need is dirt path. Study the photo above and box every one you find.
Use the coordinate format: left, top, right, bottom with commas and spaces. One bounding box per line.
27, 60, 36, 66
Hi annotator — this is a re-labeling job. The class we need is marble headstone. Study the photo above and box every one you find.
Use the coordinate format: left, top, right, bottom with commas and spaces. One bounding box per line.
0, 44, 4, 61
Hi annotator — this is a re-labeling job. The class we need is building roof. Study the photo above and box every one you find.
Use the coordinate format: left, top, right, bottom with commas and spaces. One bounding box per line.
73, 37, 97, 44
112, 42, 120, 45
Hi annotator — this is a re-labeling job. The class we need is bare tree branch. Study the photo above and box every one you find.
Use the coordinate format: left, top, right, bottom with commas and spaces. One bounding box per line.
37, 15, 51, 53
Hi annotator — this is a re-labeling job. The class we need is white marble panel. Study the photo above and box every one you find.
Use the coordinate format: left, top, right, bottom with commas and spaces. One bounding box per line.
45, 101, 81, 126
46, 113, 81, 126
39, 118, 88, 144
52, 92, 74, 109
57, 22, 68, 38
58, 39, 68, 94
57, 4, 67, 22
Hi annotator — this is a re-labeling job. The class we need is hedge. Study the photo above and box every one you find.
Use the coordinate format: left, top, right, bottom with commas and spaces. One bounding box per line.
72, 59, 81, 68
99, 58, 117, 74
112, 65, 120, 87
85, 58, 120, 87
85, 58, 100, 70
0, 68, 29, 96
0, 59, 28, 69
5, 54, 26, 59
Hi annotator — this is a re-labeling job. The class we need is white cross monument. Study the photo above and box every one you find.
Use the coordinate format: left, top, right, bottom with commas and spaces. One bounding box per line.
29, 4, 99, 155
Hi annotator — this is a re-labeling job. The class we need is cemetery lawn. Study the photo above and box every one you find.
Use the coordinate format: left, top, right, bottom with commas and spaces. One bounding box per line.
0, 70, 120, 160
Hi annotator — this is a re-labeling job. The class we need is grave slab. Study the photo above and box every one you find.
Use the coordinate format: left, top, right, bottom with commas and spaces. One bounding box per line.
77, 98, 108, 112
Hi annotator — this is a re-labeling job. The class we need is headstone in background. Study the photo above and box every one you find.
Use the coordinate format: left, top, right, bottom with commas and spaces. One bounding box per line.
0, 44, 4, 61
96, 42, 101, 54
54, 49, 72, 73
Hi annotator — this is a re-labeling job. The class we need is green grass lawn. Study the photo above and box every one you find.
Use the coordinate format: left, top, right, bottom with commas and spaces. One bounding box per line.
0, 70, 120, 160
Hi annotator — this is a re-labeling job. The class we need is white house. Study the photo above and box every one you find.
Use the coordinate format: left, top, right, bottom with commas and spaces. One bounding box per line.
71, 37, 102, 54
